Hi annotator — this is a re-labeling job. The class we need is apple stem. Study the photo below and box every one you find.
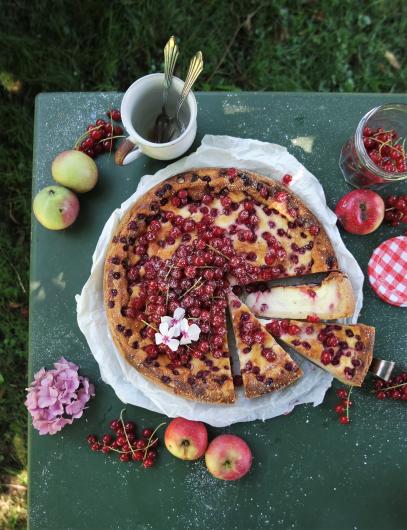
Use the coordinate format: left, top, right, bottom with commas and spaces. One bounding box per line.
182, 439, 191, 458
359, 202, 368, 222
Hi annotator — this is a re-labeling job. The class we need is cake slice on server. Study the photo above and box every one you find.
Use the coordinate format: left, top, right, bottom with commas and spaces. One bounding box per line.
245, 272, 356, 320
265, 319, 374, 386
227, 292, 303, 398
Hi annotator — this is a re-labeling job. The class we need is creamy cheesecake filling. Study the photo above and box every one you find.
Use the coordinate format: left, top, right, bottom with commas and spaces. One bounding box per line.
246, 273, 355, 320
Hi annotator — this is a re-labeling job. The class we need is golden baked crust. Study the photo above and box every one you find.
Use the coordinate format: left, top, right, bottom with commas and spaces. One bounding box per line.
266, 319, 375, 387
227, 292, 303, 398
104, 167, 338, 403
104, 271, 234, 405
246, 272, 356, 320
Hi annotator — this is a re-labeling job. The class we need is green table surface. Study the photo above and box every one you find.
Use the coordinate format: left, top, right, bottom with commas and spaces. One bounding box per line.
30, 92, 407, 530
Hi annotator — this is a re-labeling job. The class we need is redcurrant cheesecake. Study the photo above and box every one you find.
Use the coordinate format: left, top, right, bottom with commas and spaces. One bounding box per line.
246, 272, 356, 320
104, 168, 341, 403
228, 292, 303, 398
266, 319, 375, 386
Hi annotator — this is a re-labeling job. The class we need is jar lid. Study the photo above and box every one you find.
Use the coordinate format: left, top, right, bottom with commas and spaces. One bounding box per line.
368, 236, 407, 307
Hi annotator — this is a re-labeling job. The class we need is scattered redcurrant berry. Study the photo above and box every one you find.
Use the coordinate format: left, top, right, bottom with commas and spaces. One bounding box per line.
110, 419, 120, 431
124, 421, 135, 432
136, 439, 147, 450
142, 428, 153, 439
116, 436, 127, 447
335, 404, 345, 415
87, 434, 97, 445
107, 109, 121, 121
102, 434, 112, 445
282, 174, 292, 186
143, 458, 154, 468
336, 389, 348, 399
82, 137, 94, 150
391, 390, 401, 400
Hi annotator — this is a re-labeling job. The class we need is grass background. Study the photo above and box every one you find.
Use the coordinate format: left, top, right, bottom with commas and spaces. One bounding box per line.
0, 0, 406, 527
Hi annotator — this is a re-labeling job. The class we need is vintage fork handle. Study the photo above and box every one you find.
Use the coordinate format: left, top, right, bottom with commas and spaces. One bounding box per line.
175, 51, 203, 120
163, 36, 179, 109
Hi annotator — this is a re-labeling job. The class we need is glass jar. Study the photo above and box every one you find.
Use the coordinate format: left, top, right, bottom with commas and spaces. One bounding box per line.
339, 103, 407, 189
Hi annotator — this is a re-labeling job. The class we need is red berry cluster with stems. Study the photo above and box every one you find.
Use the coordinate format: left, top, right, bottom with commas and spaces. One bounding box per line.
362, 127, 406, 173
384, 195, 407, 227
87, 409, 165, 468
75, 108, 123, 159
333, 387, 352, 425
374, 371, 407, 401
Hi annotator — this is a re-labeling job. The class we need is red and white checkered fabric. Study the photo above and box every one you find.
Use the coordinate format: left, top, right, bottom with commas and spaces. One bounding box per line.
368, 236, 407, 307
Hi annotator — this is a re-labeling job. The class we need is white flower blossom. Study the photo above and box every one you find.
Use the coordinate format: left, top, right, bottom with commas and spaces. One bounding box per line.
179, 319, 201, 345
161, 307, 185, 336
155, 322, 180, 352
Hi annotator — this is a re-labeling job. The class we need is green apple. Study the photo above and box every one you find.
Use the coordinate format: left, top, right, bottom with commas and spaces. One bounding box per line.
33, 186, 80, 230
52, 150, 98, 193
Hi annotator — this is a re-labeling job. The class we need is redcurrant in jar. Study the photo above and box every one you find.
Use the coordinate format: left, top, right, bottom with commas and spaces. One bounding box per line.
339, 103, 407, 189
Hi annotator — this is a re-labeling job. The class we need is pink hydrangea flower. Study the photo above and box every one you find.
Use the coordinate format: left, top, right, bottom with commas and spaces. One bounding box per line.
25, 357, 95, 435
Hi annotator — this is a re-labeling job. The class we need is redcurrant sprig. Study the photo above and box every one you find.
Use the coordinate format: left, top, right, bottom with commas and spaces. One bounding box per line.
334, 386, 352, 425
362, 126, 406, 174
373, 371, 407, 401
87, 410, 165, 469
74, 108, 124, 159
384, 195, 407, 227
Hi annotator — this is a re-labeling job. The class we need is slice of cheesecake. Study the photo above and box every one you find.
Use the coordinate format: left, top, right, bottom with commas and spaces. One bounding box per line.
246, 272, 355, 320
265, 319, 374, 386
227, 292, 303, 398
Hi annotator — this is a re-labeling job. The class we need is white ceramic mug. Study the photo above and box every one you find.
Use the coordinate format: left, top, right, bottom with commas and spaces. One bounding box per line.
115, 73, 197, 165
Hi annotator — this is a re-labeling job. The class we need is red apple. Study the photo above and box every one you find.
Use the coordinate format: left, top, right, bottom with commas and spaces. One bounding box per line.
205, 434, 252, 480
335, 189, 384, 235
164, 418, 208, 460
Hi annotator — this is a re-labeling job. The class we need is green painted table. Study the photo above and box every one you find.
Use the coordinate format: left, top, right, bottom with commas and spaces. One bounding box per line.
29, 92, 407, 530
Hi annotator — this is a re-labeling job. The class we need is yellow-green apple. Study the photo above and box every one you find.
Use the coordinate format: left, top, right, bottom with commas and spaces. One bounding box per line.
164, 418, 208, 460
335, 189, 384, 235
205, 434, 252, 480
33, 185, 79, 230
52, 150, 98, 193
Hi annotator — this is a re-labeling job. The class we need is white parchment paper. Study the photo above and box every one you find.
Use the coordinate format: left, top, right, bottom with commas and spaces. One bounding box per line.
76, 135, 364, 427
